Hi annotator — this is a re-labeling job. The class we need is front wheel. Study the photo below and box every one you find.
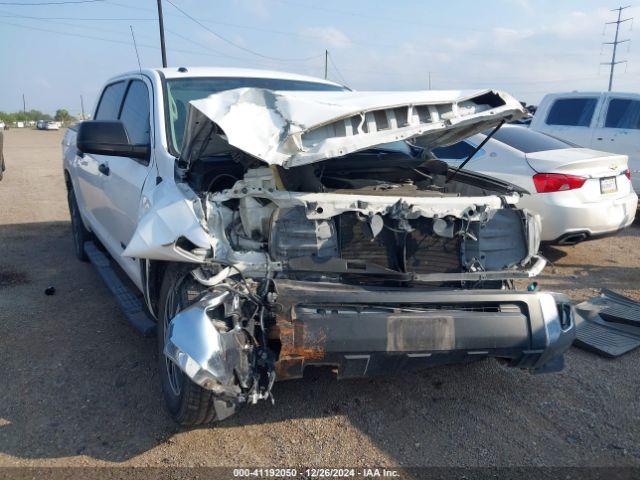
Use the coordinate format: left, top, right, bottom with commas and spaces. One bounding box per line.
157, 264, 239, 426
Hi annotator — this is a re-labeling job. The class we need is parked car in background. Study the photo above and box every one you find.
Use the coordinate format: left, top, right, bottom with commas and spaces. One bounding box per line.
530, 92, 640, 192
45, 121, 60, 130
36, 120, 46, 130
62, 67, 575, 425
429, 125, 638, 244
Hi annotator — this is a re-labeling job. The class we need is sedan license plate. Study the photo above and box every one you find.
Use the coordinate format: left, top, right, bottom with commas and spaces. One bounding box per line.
600, 176, 617, 194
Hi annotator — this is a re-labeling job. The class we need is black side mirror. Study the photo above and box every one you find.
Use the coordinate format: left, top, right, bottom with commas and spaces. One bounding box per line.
77, 120, 149, 160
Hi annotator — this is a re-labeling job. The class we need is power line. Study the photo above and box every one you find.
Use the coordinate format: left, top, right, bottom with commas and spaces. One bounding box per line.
0, 0, 103, 4
2, 2, 592, 59
163, 0, 322, 62
0, 13, 154, 20
164, 27, 273, 63
0, 9, 162, 43
0, 18, 318, 71
265, 0, 491, 33
602, 5, 633, 91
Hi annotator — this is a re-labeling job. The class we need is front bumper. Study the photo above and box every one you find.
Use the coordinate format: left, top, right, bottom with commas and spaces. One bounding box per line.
271, 280, 575, 379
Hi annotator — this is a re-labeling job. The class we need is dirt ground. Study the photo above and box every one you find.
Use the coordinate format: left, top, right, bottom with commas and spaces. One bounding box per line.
0, 128, 639, 470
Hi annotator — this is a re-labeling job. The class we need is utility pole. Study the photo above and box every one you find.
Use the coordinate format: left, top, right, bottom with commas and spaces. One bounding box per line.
22, 93, 26, 113
602, 5, 632, 92
428, 72, 432, 90
157, 0, 168, 68
80, 95, 85, 120
324, 49, 328, 79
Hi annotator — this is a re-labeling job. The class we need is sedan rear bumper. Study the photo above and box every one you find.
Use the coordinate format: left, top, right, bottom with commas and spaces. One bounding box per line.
271, 280, 575, 380
526, 190, 638, 242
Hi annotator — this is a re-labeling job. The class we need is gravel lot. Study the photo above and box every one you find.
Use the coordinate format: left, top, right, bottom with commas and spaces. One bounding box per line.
0, 128, 639, 469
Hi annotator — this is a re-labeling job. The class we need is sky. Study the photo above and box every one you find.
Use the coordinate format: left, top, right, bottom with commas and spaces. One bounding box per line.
0, 0, 638, 117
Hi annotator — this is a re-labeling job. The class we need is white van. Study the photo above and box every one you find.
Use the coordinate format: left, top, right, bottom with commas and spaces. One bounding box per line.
530, 92, 640, 192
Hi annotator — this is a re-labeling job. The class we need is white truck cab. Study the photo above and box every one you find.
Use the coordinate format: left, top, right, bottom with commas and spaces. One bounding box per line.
530, 91, 640, 192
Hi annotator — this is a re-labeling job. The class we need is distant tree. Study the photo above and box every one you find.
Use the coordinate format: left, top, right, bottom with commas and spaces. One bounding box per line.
0, 109, 64, 125
28, 109, 52, 121
54, 109, 75, 124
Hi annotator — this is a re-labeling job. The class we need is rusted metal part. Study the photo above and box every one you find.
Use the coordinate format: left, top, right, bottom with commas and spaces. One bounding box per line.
273, 302, 329, 380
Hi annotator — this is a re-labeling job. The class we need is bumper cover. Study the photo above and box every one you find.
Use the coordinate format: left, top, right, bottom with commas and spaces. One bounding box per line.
271, 280, 575, 379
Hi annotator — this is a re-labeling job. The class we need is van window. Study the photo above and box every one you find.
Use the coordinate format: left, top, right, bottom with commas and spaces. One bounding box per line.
546, 98, 598, 127
605, 98, 640, 130
94, 81, 126, 120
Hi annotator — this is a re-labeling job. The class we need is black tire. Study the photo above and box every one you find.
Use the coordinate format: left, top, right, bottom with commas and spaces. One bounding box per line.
157, 264, 236, 426
67, 187, 92, 262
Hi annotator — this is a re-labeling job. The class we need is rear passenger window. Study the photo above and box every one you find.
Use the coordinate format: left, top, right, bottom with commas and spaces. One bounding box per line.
605, 99, 640, 130
546, 98, 598, 127
94, 81, 126, 120
432, 141, 477, 160
119, 80, 151, 145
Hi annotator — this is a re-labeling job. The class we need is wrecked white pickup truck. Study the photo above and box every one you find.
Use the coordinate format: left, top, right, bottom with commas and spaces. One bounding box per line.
62, 67, 575, 425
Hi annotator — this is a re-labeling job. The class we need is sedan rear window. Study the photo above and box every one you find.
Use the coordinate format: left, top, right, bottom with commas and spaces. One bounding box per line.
490, 127, 572, 153
545, 98, 598, 127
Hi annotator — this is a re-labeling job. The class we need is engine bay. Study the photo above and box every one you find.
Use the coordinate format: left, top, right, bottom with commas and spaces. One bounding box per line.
183, 147, 537, 287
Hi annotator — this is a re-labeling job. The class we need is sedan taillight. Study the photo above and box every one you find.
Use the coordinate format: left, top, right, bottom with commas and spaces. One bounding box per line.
533, 173, 587, 193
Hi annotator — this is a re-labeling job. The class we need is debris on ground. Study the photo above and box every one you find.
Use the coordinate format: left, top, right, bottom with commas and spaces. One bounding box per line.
574, 289, 640, 358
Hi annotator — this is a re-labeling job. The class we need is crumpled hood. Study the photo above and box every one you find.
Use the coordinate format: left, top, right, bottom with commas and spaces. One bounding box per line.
180, 88, 526, 169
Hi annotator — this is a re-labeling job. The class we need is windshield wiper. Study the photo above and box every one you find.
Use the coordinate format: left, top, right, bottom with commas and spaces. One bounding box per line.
444, 120, 505, 184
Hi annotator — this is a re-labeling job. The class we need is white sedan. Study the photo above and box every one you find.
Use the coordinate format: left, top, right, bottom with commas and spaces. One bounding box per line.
431, 125, 638, 244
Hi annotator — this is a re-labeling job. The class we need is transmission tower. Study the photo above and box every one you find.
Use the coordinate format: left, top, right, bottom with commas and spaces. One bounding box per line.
602, 5, 633, 92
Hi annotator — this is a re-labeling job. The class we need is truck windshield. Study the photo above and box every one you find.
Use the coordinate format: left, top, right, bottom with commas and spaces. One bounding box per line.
165, 77, 348, 154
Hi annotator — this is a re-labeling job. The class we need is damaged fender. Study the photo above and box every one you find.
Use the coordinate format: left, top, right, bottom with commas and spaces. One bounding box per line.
123, 181, 211, 262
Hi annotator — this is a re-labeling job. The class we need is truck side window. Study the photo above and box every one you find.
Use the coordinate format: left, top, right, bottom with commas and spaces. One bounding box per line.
119, 80, 151, 145
432, 141, 477, 160
605, 99, 640, 130
94, 81, 126, 120
546, 98, 597, 127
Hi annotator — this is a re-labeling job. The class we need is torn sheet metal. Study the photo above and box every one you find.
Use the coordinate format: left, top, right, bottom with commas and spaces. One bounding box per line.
574, 289, 640, 357
181, 88, 526, 169
123, 181, 211, 262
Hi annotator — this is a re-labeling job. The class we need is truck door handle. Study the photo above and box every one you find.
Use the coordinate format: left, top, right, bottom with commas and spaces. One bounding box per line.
98, 163, 110, 176
596, 137, 603, 141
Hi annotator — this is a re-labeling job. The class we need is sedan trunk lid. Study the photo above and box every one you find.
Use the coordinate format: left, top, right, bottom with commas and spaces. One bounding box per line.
525, 148, 629, 178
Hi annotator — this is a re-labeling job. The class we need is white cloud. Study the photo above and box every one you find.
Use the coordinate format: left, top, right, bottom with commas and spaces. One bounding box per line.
491, 27, 535, 45
300, 27, 352, 49
545, 9, 611, 38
